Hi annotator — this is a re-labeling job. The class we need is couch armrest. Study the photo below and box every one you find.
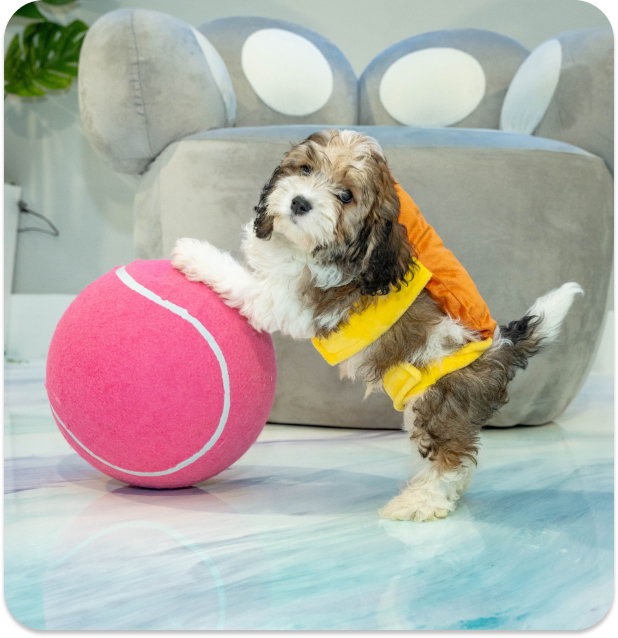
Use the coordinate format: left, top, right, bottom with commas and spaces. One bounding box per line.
78, 8, 236, 174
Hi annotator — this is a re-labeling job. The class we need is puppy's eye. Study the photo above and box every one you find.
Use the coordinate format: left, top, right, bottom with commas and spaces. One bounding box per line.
300, 165, 312, 176
338, 190, 353, 204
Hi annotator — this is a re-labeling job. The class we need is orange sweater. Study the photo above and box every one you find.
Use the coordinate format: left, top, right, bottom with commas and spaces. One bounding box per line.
395, 180, 497, 340
312, 180, 498, 411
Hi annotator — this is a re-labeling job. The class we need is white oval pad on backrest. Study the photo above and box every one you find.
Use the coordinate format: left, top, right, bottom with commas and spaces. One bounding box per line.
191, 27, 237, 126
379, 48, 486, 127
241, 28, 333, 116
500, 39, 562, 134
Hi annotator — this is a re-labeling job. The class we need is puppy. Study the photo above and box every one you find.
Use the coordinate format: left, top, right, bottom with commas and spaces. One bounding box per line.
172, 129, 582, 522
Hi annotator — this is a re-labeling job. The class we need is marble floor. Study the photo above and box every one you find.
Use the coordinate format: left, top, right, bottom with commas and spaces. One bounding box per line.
4, 358, 613, 630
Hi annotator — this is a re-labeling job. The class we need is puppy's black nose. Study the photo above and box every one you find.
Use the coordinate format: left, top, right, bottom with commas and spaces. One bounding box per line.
291, 195, 312, 216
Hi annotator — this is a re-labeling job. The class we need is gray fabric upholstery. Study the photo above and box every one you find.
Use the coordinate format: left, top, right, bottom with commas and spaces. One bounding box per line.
78, 13, 613, 429
79, 8, 233, 174
198, 17, 358, 127
535, 28, 614, 174
359, 29, 529, 128
196, 124, 594, 155
135, 125, 613, 428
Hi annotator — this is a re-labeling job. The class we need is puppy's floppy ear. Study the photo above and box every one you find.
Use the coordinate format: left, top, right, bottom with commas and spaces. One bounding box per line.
359, 154, 416, 296
253, 164, 282, 240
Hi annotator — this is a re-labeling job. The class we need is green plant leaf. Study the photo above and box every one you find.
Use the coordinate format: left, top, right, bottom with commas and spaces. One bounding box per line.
36, 70, 73, 90
4, 77, 46, 97
14, 3, 47, 20
50, 61, 78, 76
42, 0, 79, 5
4, 19, 88, 97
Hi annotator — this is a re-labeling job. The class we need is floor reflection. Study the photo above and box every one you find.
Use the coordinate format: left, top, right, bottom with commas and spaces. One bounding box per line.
4, 360, 614, 630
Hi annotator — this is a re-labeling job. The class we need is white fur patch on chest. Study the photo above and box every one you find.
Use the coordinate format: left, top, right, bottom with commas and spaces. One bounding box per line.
242, 224, 349, 338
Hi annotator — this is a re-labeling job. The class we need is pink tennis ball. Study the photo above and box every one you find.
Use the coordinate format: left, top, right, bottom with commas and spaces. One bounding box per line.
46, 259, 276, 489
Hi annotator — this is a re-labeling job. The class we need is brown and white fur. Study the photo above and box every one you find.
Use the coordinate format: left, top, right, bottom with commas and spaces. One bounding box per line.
171, 129, 583, 522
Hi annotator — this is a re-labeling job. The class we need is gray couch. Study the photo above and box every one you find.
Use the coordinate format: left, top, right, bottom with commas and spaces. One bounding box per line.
78, 9, 613, 428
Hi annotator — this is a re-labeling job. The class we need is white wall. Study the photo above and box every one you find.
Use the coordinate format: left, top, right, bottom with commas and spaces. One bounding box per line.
3, 0, 612, 294
4, 183, 20, 346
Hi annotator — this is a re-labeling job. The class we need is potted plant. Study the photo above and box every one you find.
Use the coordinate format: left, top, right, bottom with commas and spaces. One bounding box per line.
4, 1, 88, 97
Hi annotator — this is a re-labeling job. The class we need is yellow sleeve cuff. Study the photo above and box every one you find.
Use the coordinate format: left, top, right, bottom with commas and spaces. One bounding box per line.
383, 338, 493, 411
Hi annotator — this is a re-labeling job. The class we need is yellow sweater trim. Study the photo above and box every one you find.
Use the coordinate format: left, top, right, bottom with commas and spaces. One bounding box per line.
311, 260, 493, 412
383, 337, 493, 411
311, 261, 433, 366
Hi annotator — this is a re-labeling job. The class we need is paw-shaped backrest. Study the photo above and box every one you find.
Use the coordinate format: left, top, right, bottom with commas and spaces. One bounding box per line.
79, 8, 236, 174
501, 28, 613, 173
359, 29, 528, 129
198, 17, 358, 127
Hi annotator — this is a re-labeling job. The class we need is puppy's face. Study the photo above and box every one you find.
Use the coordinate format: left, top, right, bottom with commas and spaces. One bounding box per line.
253, 129, 415, 296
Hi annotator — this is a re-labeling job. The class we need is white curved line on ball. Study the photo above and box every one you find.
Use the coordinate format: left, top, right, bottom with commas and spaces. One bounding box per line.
50, 265, 231, 477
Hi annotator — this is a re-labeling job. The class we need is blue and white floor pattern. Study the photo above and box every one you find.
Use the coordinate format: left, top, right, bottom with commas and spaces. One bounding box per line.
4, 358, 613, 630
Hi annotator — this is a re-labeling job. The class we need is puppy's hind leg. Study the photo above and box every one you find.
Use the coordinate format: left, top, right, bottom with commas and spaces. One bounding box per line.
379, 344, 515, 522
379, 395, 478, 522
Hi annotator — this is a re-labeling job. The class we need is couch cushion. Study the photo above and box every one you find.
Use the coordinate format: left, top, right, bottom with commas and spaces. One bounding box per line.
135, 125, 612, 428
198, 17, 358, 127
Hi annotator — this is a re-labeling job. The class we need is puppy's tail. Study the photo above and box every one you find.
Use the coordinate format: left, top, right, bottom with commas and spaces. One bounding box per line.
497, 282, 583, 375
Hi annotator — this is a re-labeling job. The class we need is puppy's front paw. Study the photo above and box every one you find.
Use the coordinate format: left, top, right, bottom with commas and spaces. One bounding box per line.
378, 489, 453, 522
171, 238, 214, 283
